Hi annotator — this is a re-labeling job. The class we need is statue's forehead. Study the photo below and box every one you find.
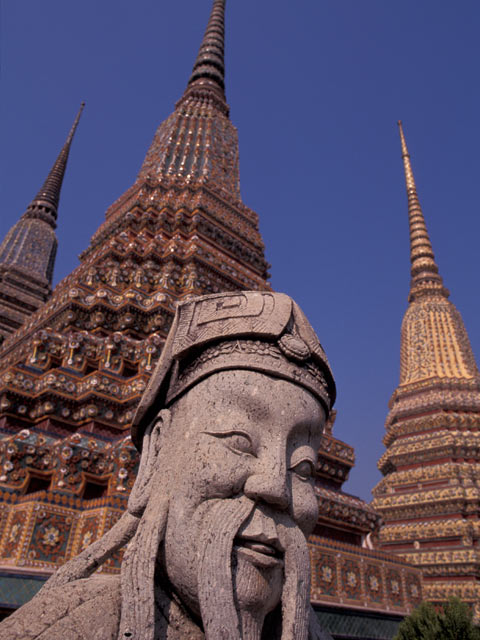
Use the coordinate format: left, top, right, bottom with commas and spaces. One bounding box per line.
175, 370, 324, 429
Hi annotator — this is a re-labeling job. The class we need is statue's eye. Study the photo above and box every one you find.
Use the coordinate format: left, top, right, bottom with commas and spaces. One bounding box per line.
204, 430, 256, 457
226, 432, 255, 456
290, 459, 315, 481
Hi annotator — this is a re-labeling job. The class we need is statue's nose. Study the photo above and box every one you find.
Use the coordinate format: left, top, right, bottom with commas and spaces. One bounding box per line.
243, 462, 290, 511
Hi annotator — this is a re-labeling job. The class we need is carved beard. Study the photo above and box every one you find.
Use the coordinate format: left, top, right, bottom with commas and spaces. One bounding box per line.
119, 491, 316, 640
118, 468, 169, 640
198, 498, 313, 640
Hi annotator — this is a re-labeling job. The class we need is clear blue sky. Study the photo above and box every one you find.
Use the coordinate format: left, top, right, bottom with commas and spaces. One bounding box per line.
1, 0, 480, 501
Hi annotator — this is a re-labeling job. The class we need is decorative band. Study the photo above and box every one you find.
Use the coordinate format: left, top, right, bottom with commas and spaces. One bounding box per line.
166, 338, 331, 409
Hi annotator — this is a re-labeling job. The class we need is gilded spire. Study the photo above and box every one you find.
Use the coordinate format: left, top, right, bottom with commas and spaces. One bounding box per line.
373, 127, 480, 605
398, 121, 448, 301
177, 0, 228, 115
26, 102, 85, 227
394, 122, 478, 386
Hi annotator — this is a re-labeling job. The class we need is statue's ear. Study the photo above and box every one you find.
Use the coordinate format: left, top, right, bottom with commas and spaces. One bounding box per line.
127, 409, 172, 517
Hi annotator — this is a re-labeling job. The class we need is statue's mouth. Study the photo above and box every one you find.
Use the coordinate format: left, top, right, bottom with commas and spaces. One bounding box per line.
234, 536, 284, 569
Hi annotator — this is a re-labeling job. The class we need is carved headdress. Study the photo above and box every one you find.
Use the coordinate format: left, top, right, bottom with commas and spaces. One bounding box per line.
132, 291, 336, 449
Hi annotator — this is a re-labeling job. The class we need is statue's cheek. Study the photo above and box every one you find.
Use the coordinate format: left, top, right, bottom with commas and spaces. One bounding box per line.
192, 450, 253, 500
291, 481, 319, 536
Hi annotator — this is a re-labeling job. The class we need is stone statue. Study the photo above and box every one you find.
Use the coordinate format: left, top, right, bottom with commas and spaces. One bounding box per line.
0, 292, 335, 640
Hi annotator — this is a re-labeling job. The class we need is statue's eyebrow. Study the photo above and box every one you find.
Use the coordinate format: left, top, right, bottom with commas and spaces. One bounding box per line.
289, 418, 323, 446
290, 444, 317, 465
223, 385, 272, 419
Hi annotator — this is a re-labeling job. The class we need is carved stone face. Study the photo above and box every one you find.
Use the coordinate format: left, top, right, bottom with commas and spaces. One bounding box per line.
157, 368, 325, 626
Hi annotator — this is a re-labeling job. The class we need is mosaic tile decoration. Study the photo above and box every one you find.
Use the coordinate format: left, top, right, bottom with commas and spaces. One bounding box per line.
310, 536, 422, 615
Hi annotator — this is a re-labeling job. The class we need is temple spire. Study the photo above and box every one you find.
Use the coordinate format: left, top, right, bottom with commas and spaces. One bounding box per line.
26, 102, 85, 227
177, 0, 228, 115
398, 121, 448, 301
373, 127, 480, 604
0, 104, 84, 341
138, 0, 240, 198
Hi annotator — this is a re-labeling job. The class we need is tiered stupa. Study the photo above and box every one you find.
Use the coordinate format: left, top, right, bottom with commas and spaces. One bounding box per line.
0, 0, 269, 612
0, 104, 84, 343
372, 122, 480, 617
0, 3, 422, 635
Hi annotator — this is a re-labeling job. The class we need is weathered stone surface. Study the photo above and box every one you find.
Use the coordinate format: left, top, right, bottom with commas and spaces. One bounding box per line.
0, 575, 120, 639
0, 291, 335, 639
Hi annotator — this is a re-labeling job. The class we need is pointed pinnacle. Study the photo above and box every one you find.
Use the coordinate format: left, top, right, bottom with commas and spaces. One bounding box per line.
397, 121, 448, 301
66, 101, 85, 145
189, 0, 226, 93
28, 102, 85, 223
177, 0, 228, 115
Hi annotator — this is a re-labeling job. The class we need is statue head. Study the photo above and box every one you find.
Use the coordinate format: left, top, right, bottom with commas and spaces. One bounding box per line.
123, 291, 335, 639
48, 292, 336, 640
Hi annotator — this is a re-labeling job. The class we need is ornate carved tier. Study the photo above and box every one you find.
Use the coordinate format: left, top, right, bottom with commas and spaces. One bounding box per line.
315, 411, 382, 545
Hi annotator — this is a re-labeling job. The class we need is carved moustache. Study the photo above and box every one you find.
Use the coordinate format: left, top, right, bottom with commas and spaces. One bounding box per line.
197, 496, 313, 640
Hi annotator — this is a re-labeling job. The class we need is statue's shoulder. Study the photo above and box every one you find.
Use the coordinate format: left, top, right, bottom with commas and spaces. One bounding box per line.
0, 574, 121, 640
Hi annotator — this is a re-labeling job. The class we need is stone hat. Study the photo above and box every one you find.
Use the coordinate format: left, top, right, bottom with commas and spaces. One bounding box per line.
132, 291, 336, 450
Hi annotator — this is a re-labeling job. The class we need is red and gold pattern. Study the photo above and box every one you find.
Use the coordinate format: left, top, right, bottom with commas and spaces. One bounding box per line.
310, 536, 422, 614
